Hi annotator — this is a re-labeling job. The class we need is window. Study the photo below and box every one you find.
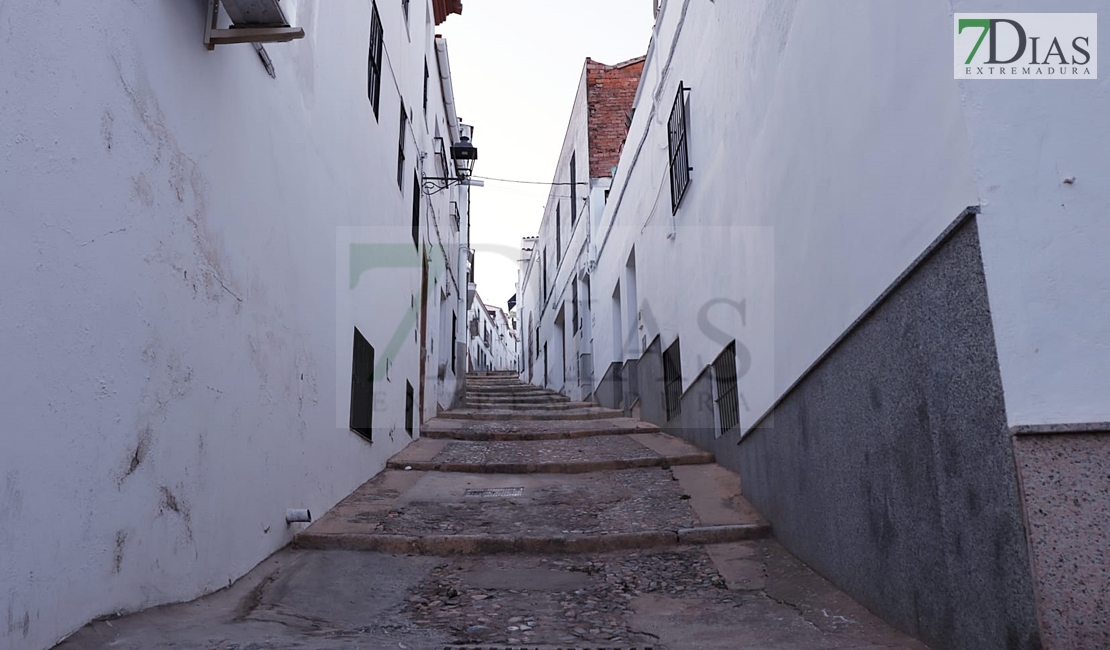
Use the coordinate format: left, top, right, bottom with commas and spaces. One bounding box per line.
668, 83, 692, 214
555, 202, 562, 263
542, 248, 548, 305
405, 380, 414, 436
452, 312, 457, 371
350, 328, 375, 441
367, 2, 383, 119
569, 152, 577, 225
423, 59, 429, 114
663, 339, 682, 421
543, 342, 548, 384
397, 99, 407, 190
713, 342, 740, 435
411, 172, 420, 248
571, 280, 579, 335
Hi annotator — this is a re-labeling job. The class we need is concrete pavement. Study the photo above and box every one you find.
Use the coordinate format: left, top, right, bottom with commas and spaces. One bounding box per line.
56, 373, 929, 649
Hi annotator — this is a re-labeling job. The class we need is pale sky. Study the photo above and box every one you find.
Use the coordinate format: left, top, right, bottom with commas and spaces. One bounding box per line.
438, 1, 656, 313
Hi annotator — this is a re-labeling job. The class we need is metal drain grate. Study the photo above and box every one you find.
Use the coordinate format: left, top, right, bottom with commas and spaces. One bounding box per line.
464, 487, 525, 498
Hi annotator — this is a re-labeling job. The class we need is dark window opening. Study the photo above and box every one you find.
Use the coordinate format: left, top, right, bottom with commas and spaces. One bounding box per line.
350, 328, 375, 441
663, 339, 683, 421
423, 59, 429, 113
668, 83, 692, 214
402, 0, 410, 22
571, 280, 579, 335
569, 152, 577, 225
555, 202, 562, 263
405, 380, 414, 436
397, 99, 407, 190
542, 248, 548, 305
713, 342, 740, 434
543, 342, 548, 385
411, 172, 420, 248
452, 312, 458, 372
367, 2, 383, 119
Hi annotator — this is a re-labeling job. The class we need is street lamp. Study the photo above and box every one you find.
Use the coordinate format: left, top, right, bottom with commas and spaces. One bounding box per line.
450, 136, 478, 180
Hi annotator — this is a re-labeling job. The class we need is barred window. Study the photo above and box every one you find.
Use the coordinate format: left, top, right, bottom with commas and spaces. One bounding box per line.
367, 2, 383, 119
397, 100, 407, 190
713, 342, 740, 435
663, 339, 683, 421
411, 171, 420, 247
349, 328, 375, 441
668, 83, 691, 214
569, 152, 577, 225
405, 380, 414, 436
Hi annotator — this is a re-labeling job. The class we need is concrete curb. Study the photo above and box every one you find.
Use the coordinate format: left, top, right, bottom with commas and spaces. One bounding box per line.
385, 452, 714, 474
295, 524, 770, 555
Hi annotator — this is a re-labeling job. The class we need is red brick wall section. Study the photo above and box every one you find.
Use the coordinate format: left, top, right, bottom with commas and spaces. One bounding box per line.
433, 0, 463, 25
586, 56, 646, 179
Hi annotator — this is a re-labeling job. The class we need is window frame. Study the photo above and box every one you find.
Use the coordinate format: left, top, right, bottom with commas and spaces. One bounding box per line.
712, 341, 740, 436
667, 83, 692, 214
349, 328, 375, 441
663, 339, 683, 421
367, 2, 384, 119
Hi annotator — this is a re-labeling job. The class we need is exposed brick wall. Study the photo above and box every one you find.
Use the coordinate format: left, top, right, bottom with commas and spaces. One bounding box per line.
586, 56, 646, 179
433, 0, 463, 25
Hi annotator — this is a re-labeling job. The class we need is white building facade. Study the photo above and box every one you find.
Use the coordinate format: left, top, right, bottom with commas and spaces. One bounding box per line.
517, 56, 645, 401
468, 293, 517, 373
0, 1, 474, 648
527, 2, 1110, 650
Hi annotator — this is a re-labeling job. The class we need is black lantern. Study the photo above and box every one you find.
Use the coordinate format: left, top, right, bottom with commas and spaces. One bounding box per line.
450, 136, 478, 179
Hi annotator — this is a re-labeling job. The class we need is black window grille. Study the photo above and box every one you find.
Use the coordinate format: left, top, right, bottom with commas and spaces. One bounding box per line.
542, 248, 548, 304
397, 100, 407, 190
451, 312, 457, 371
713, 342, 740, 434
571, 280, 579, 335
405, 380, 414, 436
411, 172, 420, 248
663, 339, 683, 421
668, 83, 692, 214
555, 202, 562, 263
367, 2, 383, 119
423, 59, 429, 113
569, 152, 577, 225
434, 137, 450, 180
350, 328, 375, 441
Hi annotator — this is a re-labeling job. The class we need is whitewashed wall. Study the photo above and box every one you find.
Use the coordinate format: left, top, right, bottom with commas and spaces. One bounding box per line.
953, 0, 1110, 428
0, 1, 470, 648
517, 62, 595, 399
590, 0, 980, 430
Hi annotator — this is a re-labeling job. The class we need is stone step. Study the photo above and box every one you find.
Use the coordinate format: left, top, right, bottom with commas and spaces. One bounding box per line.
419, 418, 661, 441
462, 401, 597, 411
465, 393, 571, 403
465, 385, 556, 394
387, 434, 714, 474
295, 463, 770, 555
440, 408, 623, 421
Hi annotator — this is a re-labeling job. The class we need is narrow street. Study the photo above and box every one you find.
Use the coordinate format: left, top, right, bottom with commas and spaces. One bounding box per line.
58, 374, 927, 650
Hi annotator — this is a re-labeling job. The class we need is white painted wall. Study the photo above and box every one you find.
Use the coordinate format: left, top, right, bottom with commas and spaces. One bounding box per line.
587, 0, 981, 430
0, 1, 471, 648
468, 295, 516, 371
953, 0, 1110, 427
517, 61, 599, 400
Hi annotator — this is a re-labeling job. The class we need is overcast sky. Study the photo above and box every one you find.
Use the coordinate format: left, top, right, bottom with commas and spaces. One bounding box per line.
438, 1, 656, 313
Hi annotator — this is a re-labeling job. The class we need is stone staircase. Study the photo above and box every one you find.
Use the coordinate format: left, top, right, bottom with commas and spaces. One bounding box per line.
296, 373, 771, 555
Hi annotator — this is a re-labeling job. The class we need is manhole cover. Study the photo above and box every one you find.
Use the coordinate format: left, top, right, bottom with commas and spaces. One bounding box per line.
464, 487, 524, 498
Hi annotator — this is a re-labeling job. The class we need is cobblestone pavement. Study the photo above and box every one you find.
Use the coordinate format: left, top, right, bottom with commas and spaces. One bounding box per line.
57, 374, 930, 650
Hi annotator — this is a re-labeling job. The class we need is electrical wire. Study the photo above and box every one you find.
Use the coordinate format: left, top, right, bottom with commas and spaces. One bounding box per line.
470, 175, 588, 187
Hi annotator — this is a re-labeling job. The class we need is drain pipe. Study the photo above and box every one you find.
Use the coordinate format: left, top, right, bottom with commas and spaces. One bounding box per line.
285, 509, 312, 524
